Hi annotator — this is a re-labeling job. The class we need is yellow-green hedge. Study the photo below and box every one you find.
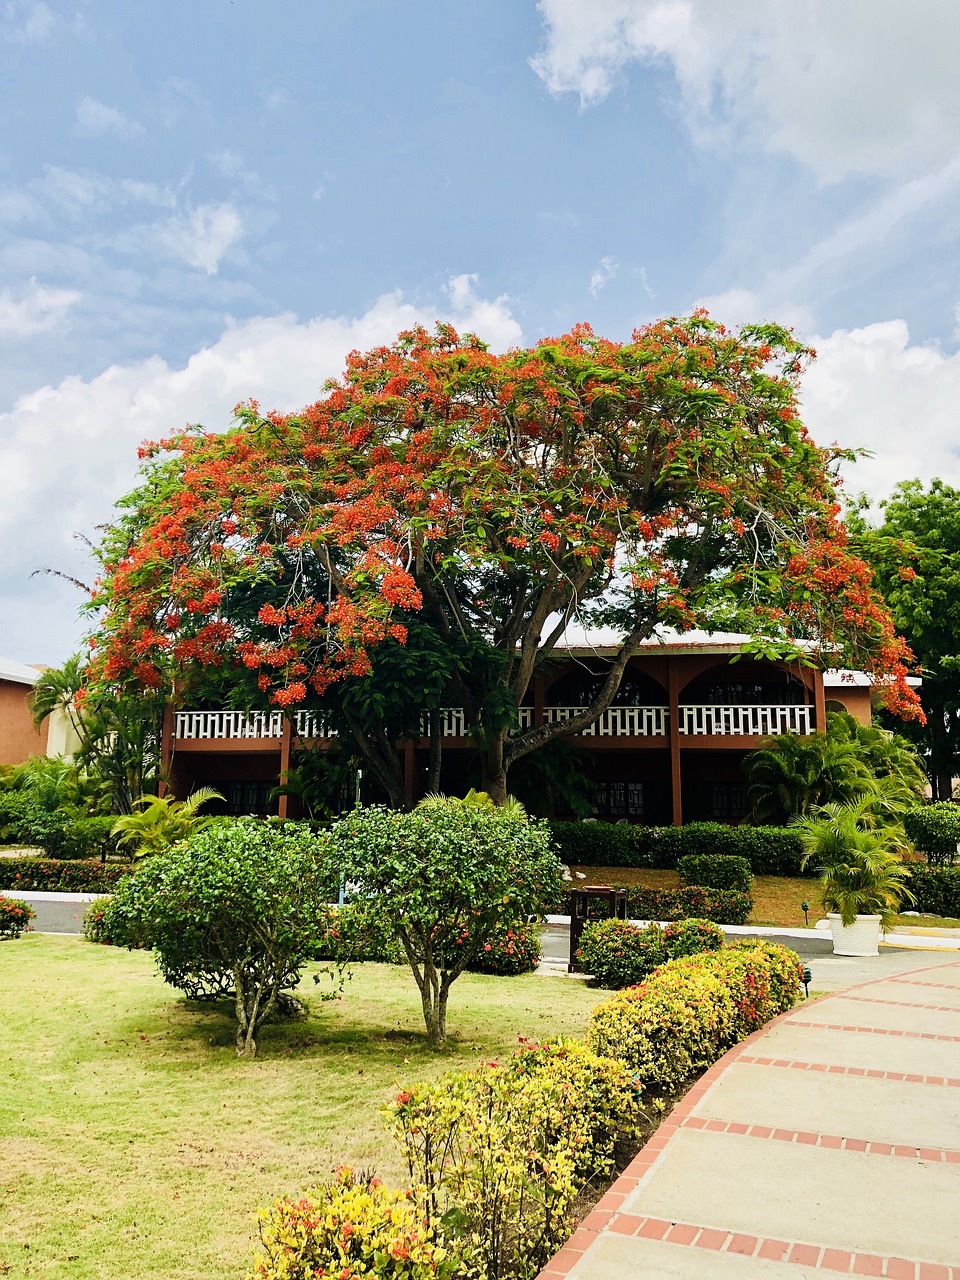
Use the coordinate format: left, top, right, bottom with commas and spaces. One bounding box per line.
587, 941, 803, 1093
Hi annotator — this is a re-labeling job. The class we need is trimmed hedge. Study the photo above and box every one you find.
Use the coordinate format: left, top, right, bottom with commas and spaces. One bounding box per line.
625, 884, 752, 925
677, 853, 753, 893
0, 857, 130, 893
577, 916, 723, 989
903, 805, 960, 865
548, 820, 807, 876
587, 940, 803, 1093
904, 866, 960, 919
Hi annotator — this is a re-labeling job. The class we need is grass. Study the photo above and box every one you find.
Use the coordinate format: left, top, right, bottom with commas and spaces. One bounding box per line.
570, 866, 960, 930
0, 934, 602, 1280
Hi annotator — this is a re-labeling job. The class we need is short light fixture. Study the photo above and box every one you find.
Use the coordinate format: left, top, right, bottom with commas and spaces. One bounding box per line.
801, 900, 810, 927
802, 964, 812, 998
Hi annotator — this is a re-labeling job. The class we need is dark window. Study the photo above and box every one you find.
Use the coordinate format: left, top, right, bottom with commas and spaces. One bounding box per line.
593, 780, 643, 818
225, 780, 274, 815
695, 681, 803, 706
710, 783, 747, 821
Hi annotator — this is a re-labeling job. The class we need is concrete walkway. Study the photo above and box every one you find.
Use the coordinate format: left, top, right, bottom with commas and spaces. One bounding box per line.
539, 957, 960, 1279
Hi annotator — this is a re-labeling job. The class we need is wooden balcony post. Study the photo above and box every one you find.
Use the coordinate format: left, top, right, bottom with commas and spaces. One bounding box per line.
158, 703, 174, 798
534, 675, 545, 729
813, 667, 826, 733
668, 659, 683, 826
403, 740, 416, 802
278, 715, 292, 819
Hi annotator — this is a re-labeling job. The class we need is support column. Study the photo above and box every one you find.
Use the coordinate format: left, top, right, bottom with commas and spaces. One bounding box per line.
158, 703, 174, 798
813, 667, 826, 733
403, 740, 416, 803
668, 658, 683, 826
534, 675, 545, 729
278, 715, 292, 818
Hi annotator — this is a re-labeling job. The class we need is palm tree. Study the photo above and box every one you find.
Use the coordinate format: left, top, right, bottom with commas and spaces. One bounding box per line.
745, 731, 873, 824
793, 800, 915, 929
111, 787, 225, 859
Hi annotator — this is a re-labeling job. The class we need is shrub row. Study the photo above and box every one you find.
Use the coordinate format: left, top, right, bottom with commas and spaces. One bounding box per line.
557, 883, 753, 925
587, 940, 804, 1094
0, 793, 124, 861
903, 805, 960, 865
548, 820, 806, 875
0, 895, 35, 939
0, 857, 130, 893
577, 916, 724, 989
904, 865, 960, 919
254, 942, 803, 1279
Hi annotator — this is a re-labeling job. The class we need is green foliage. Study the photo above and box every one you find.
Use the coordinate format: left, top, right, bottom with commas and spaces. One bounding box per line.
576, 917, 723, 989
904, 865, 960, 918
625, 885, 751, 925
328, 802, 564, 1045
0, 895, 35, 939
464, 920, 541, 976
110, 787, 225, 858
309, 899, 406, 965
903, 804, 960, 864
794, 801, 915, 928
389, 1039, 645, 1280
547, 820, 807, 875
64, 815, 125, 861
273, 746, 360, 821
106, 820, 336, 1055
251, 1168, 471, 1280
677, 853, 753, 893
744, 712, 926, 825
587, 942, 803, 1093
850, 479, 960, 800
0, 856, 128, 892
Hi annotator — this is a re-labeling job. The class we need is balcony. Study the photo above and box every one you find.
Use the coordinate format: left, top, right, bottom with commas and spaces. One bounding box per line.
173, 703, 812, 743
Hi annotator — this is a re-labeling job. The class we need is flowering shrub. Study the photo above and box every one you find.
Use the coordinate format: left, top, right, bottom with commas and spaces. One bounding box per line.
389, 1038, 645, 1280
587, 941, 802, 1093
0, 895, 35, 939
464, 920, 541, 976
625, 885, 751, 925
250, 1167, 473, 1280
577, 917, 723, 988
0, 857, 129, 893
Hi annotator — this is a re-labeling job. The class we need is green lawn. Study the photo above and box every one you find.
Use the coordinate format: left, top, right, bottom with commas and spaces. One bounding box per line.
0, 935, 601, 1280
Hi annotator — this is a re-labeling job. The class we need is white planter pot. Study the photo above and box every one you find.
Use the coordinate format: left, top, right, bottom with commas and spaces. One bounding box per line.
827, 912, 881, 957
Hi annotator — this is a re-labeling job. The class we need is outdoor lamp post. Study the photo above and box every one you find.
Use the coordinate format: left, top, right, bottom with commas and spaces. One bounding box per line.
802, 964, 812, 998
801, 900, 810, 927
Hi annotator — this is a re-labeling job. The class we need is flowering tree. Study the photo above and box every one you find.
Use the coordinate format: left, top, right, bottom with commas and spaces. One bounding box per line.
86, 316, 920, 802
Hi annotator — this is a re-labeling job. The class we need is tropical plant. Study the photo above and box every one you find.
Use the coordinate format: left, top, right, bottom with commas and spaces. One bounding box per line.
272, 746, 360, 820
84, 318, 920, 813
110, 786, 224, 858
328, 801, 563, 1046
793, 801, 915, 928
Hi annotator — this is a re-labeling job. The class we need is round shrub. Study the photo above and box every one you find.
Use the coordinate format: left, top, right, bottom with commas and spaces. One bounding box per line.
661, 917, 724, 957
677, 853, 753, 893
465, 919, 541, 975
0, 895, 35, 939
904, 804, 960, 865
577, 918, 668, 988
251, 1167, 471, 1280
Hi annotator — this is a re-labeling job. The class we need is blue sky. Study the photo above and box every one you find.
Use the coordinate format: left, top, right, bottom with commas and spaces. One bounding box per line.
4, 0, 960, 662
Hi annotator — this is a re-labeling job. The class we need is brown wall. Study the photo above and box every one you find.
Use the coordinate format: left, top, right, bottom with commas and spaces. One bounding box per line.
0, 678, 48, 766
825, 688, 872, 725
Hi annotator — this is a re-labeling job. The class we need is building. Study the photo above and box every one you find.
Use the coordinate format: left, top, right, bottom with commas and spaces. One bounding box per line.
0, 656, 82, 767
160, 630, 879, 825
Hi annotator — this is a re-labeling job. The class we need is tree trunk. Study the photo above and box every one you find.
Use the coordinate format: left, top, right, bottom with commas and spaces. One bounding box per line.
927, 697, 953, 801
426, 710, 443, 795
480, 737, 508, 805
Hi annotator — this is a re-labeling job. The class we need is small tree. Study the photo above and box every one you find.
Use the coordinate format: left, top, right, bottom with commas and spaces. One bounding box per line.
111, 820, 334, 1056
328, 801, 564, 1047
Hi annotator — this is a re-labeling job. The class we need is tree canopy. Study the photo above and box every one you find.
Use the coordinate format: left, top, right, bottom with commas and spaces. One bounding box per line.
86, 316, 920, 801
850, 478, 960, 800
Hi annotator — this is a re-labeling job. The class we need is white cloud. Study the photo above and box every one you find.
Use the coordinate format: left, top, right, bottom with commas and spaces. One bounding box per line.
531, 1, 960, 183
74, 97, 145, 142
3, 0, 53, 43
155, 202, 244, 274
0, 279, 80, 336
589, 255, 618, 297
0, 281, 524, 661
801, 320, 960, 502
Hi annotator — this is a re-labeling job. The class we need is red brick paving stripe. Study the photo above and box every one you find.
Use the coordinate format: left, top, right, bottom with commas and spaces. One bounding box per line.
842, 994, 960, 1014
538, 1214, 960, 1277
738, 1053, 960, 1087
892, 979, 960, 992
678, 1114, 960, 1162
791, 1018, 960, 1043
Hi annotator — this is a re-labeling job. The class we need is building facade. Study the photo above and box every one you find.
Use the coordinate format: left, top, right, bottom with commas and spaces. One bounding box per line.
160, 632, 875, 825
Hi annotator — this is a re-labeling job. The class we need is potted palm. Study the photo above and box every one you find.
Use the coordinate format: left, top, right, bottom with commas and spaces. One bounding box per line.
794, 801, 914, 956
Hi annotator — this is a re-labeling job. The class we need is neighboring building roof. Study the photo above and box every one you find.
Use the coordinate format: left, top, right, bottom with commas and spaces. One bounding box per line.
0, 656, 42, 686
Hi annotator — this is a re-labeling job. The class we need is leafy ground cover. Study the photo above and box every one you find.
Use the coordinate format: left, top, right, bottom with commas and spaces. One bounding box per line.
0, 935, 601, 1280
570, 867, 960, 929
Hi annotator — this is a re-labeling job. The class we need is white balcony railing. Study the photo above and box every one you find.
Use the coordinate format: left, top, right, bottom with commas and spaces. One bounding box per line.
174, 702, 813, 742
679, 704, 813, 736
